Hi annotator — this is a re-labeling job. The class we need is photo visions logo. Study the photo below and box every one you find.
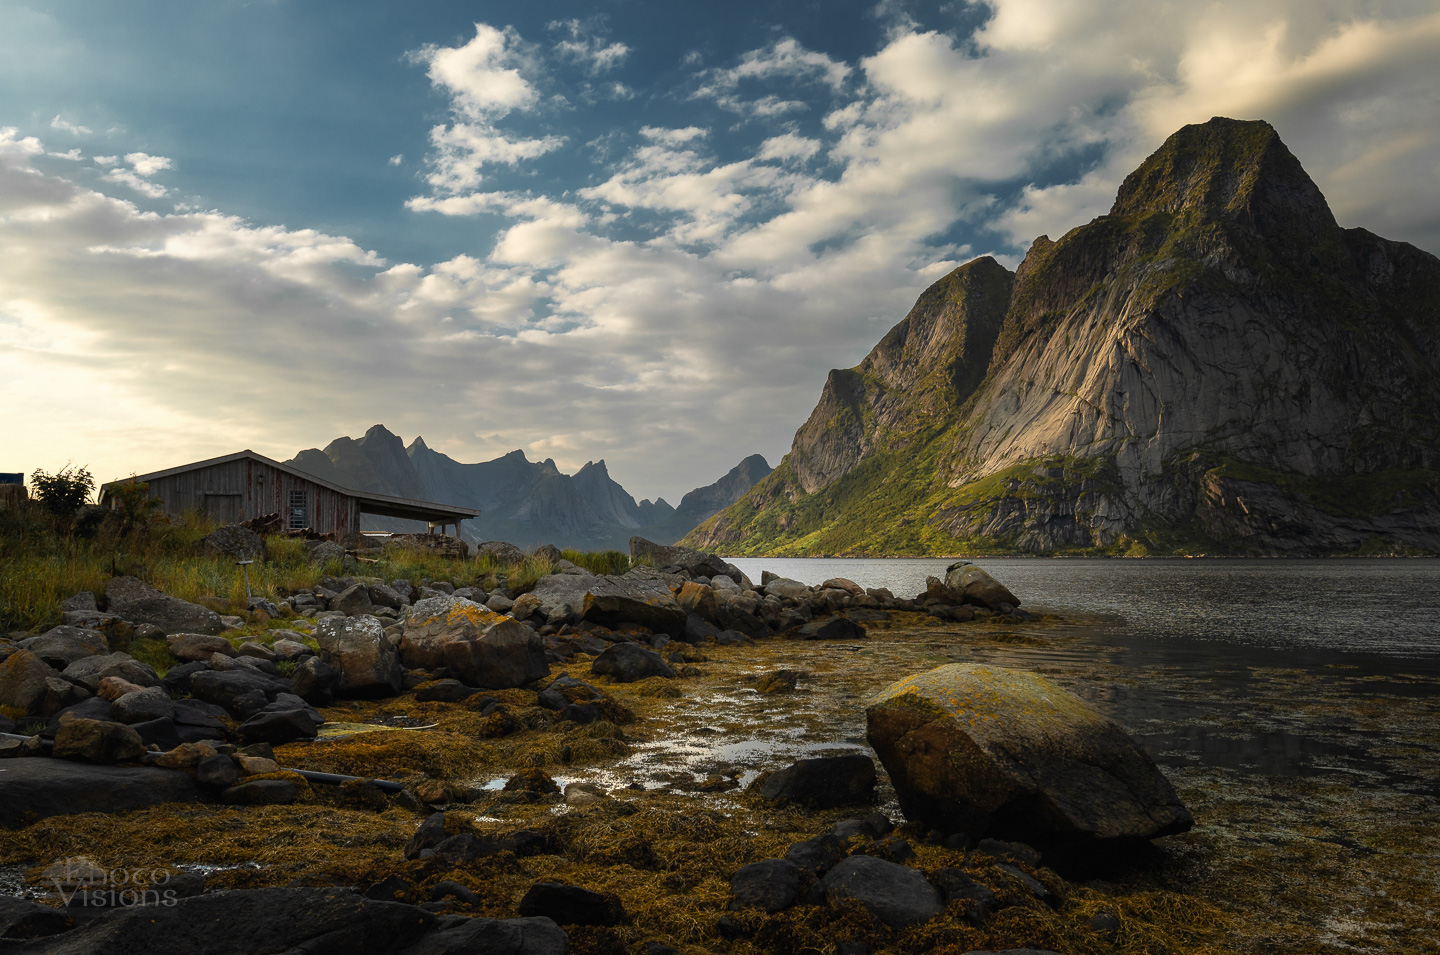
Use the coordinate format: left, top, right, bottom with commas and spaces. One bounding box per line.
40, 856, 183, 908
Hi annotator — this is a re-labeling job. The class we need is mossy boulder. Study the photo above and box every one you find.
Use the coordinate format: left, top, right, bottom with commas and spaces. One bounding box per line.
866, 664, 1192, 848
402, 595, 548, 690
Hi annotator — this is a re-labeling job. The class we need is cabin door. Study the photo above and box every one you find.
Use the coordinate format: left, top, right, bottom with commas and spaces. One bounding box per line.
202, 492, 243, 524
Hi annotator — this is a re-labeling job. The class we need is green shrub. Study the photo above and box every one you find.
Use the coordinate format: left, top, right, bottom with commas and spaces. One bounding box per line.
29, 465, 94, 518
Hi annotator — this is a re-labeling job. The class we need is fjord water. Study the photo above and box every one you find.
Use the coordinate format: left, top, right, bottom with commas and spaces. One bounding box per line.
727, 557, 1440, 779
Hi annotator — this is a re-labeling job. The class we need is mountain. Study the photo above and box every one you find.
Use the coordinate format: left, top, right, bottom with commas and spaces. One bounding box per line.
287, 426, 770, 551
684, 118, 1440, 557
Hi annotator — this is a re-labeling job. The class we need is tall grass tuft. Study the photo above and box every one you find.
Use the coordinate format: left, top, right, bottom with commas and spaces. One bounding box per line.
561, 549, 630, 575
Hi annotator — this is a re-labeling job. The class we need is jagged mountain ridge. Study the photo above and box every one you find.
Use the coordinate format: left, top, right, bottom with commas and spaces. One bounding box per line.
287, 425, 769, 551
685, 118, 1440, 556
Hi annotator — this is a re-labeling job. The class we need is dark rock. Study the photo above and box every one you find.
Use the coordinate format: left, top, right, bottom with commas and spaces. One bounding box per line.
0, 650, 60, 716
16, 627, 108, 669
0, 896, 72, 938
365, 875, 415, 904
581, 577, 686, 635
189, 668, 287, 714
316, 616, 403, 697
682, 614, 722, 644
128, 716, 185, 750
929, 868, 997, 925
433, 833, 501, 863
866, 664, 1192, 847
105, 576, 224, 636
404, 812, 451, 860
821, 855, 943, 928
239, 707, 319, 745
5, 886, 436, 955
332, 583, 375, 617
161, 661, 210, 695
517, 883, 625, 927
195, 754, 240, 790
944, 562, 1020, 609
398, 915, 570, 955
60, 653, 159, 693
756, 753, 875, 808
224, 779, 299, 805
52, 718, 145, 763
414, 679, 477, 703
402, 596, 548, 690
857, 835, 914, 863
0, 758, 201, 821
291, 655, 339, 705
729, 859, 803, 913
784, 833, 844, 874
499, 829, 547, 857
796, 616, 867, 641
109, 686, 176, 724
714, 915, 747, 940
166, 633, 236, 662
428, 880, 478, 907
590, 643, 674, 683
996, 863, 1060, 907
629, 537, 738, 582
975, 838, 1042, 868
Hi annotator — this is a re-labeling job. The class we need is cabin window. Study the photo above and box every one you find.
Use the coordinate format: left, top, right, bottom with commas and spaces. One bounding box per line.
288, 490, 308, 530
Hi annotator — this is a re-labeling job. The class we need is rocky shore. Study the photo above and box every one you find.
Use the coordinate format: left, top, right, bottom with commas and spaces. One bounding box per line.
0, 532, 1208, 954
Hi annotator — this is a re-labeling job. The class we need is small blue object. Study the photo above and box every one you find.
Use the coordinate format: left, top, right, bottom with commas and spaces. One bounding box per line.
0, 473, 22, 485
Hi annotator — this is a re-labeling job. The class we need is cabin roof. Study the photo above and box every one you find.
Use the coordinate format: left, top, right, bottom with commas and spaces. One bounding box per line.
98, 450, 481, 524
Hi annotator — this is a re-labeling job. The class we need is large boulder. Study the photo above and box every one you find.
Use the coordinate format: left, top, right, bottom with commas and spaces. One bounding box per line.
526, 574, 596, 624
167, 632, 237, 662
316, 616, 404, 697
0, 650, 60, 716
629, 537, 739, 582
105, 576, 225, 636
199, 524, 265, 560
189, 668, 288, 714
0, 758, 202, 823
581, 577, 686, 634
943, 562, 1019, 609
401, 596, 549, 689
51, 718, 146, 763
475, 540, 527, 564
866, 664, 1192, 847
16, 626, 108, 669
109, 686, 177, 724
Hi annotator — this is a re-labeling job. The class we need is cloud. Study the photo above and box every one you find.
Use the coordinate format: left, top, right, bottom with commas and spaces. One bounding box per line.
549, 18, 630, 74
124, 152, 172, 176
50, 115, 91, 136
48, 148, 82, 161
92, 155, 118, 166
409, 24, 563, 193
692, 37, 851, 116
102, 167, 167, 198
388, 154, 404, 165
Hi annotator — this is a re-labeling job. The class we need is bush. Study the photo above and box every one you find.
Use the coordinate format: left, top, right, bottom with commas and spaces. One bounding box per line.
29, 465, 94, 518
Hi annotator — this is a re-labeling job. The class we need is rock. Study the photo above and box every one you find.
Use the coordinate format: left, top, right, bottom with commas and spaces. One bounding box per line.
943, 562, 1020, 610
401, 596, 548, 690
154, 741, 219, 770
486, 594, 515, 613
414, 679, 476, 702
160, 660, 209, 694
247, 597, 282, 617
332, 583, 375, 617
590, 643, 675, 683
476, 540, 527, 564
756, 753, 876, 808
683, 613, 722, 644
581, 577, 686, 634
16, 627, 107, 669
517, 883, 625, 927
271, 638, 311, 660
108, 686, 177, 724
754, 669, 802, 694
865, 664, 1193, 846
398, 916, 570, 955
796, 616, 867, 641
0, 650, 60, 716
316, 615, 404, 697
822, 577, 864, 595
195, 754, 239, 790
509, 593, 543, 621
821, 856, 943, 928
729, 859, 803, 913
199, 524, 265, 560
60, 652, 160, 693
239, 707, 319, 745
928, 868, 998, 925
785, 833, 844, 874
96, 675, 145, 701
628, 537, 738, 581
52, 718, 146, 763
0, 896, 72, 939
61, 591, 98, 613
291, 655, 339, 704
0, 758, 201, 821
238, 641, 276, 661
763, 577, 810, 600
6, 886, 437, 955
368, 582, 405, 609
675, 582, 720, 621
105, 576, 224, 636
189, 668, 287, 713
308, 540, 348, 565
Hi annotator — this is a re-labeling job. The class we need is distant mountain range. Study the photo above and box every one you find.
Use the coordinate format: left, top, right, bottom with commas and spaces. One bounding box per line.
685, 118, 1440, 557
287, 425, 770, 551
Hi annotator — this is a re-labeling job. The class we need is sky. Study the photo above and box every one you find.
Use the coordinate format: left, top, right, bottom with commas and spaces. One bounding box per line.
2, 0, 1438, 503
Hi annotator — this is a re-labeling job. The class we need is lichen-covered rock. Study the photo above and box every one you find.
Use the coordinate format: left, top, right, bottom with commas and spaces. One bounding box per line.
401, 596, 548, 689
52, 717, 146, 763
316, 616, 403, 697
674, 581, 719, 621
0, 650, 60, 716
866, 664, 1192, 846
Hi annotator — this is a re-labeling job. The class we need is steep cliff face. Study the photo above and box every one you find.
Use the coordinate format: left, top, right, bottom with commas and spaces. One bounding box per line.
686, 118, 1440, 557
